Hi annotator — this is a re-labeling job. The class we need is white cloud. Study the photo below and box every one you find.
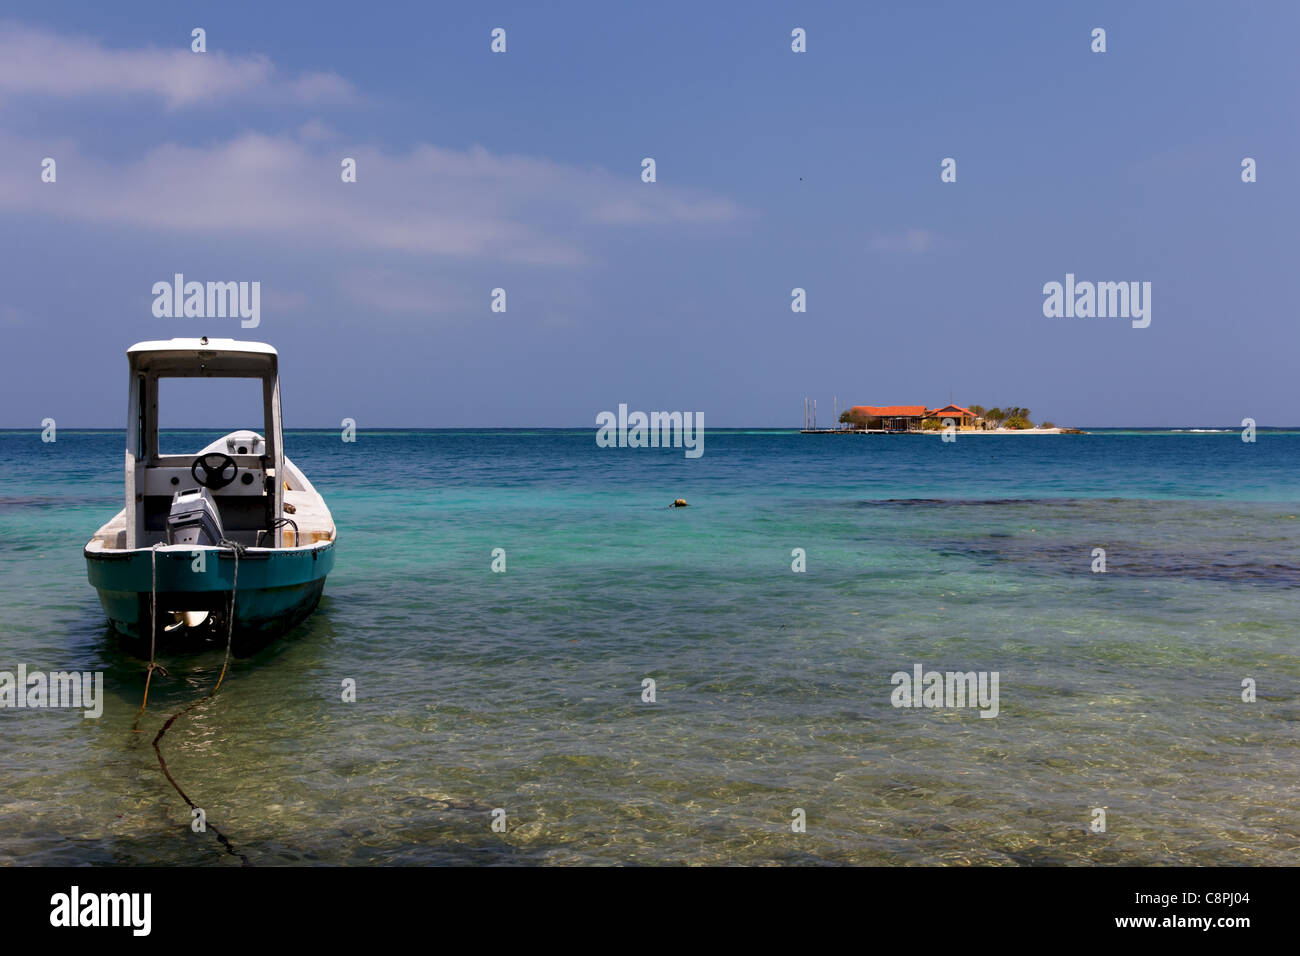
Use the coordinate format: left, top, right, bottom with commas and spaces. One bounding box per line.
296, 119, 340, 143
0, 21, 357, 108
261, 288, 309, 312
0, 128, 742, 266
869, 229, 937, 254
0, 21, 742, 288
340, 268, 477, 315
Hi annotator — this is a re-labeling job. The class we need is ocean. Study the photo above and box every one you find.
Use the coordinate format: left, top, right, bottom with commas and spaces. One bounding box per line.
1, 428, 1297, 865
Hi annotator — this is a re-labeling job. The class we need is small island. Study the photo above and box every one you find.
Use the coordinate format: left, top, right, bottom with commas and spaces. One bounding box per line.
802, 402, 1084, 434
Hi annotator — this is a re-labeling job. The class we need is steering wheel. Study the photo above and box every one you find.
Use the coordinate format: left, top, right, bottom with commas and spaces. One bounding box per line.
191, 452, 239, 490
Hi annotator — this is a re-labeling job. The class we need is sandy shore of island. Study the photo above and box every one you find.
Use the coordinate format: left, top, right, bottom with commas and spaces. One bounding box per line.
809, 427, 1085, 435
954, 427, 1071, 435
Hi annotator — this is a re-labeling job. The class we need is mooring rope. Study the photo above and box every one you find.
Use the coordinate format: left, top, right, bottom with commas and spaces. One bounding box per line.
145, 539, 251, 865
132, 544, 167, 730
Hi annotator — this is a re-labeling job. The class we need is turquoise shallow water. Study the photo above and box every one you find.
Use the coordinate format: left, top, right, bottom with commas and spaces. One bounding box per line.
1, 429, 1298, 865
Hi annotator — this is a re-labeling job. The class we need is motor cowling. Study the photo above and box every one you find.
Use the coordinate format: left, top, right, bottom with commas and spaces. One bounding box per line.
166, 487, 225, 546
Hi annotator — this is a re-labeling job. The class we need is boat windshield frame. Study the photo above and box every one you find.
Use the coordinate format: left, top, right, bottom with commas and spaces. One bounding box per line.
123, 340, 285, 548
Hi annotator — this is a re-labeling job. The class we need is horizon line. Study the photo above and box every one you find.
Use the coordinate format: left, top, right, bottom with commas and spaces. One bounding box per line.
0, 425, 1291, 432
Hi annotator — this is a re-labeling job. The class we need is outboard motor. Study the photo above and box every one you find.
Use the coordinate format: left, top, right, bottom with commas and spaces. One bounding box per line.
166, 487, 225, 546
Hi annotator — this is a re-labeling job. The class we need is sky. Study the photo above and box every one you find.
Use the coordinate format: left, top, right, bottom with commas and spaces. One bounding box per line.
1, 1, 1297, 427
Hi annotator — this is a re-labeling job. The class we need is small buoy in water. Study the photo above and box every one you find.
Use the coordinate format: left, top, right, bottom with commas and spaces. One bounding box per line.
669, 498, 689, 508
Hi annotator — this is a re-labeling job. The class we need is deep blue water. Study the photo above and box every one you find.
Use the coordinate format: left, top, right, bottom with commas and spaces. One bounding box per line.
1, 429, 1298, 864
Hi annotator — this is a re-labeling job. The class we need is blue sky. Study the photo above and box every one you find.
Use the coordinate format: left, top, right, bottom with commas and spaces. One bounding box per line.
1, 1, 1297, 427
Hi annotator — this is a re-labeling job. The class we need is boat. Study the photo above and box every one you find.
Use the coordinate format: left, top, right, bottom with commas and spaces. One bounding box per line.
85, 337, 336, 650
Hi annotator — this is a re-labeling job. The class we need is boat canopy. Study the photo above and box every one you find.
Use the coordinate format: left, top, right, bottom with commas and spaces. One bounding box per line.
126, 338, 278, 375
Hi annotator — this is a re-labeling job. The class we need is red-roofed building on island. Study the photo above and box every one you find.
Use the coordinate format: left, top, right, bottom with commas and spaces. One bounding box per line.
842, 403, 984, 432
925, 404, 978, 428
846, 405, 930, 431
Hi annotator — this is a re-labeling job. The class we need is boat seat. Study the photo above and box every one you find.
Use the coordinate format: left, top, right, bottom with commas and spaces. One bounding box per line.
91, 510, 128, 550
282, 489, 334, 545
